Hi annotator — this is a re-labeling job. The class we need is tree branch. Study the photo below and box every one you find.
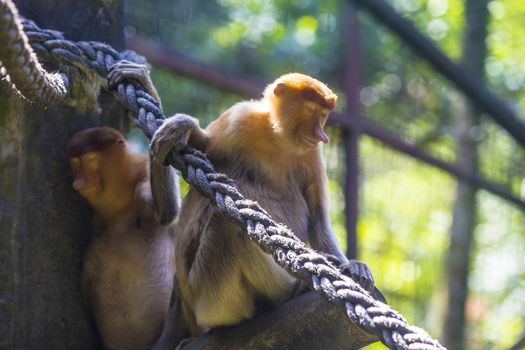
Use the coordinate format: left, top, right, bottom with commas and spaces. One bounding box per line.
179, 291, 381, 350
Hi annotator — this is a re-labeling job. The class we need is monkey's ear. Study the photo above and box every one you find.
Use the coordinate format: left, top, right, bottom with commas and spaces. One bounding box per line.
326, 94, 337, 109
274, 83, 287, 97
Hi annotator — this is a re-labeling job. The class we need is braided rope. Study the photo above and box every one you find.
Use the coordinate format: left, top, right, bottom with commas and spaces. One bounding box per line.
0, 2, 446, 349
0, 0, 67, 106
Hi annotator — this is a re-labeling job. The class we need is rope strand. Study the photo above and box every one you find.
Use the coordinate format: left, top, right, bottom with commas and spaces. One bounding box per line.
0, 0, 67, 106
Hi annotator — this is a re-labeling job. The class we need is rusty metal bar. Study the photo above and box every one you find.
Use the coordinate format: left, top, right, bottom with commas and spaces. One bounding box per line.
342, 3, 361, 260
359, 117, 525, 208
127, 36, 525, 209
127, 37, 263, 97
346, 0, 525, 149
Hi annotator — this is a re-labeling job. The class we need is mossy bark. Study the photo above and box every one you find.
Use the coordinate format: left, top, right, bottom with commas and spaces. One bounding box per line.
0, 1, 126, 349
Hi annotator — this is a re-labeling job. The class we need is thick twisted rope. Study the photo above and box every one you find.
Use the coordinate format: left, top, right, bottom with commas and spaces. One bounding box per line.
0, 0, 67, 106
0, 2, 446, 349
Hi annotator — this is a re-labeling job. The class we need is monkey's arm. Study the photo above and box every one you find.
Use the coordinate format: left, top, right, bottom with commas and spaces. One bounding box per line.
150, 160, 180, 225
304, 152, 375, 292
149, 114, 208, 223
108, 61, 190, 224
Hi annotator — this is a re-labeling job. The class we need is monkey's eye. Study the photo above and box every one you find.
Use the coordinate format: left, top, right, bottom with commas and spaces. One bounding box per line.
320, 110, 329, 120
305, 102, 317, 114
85, 152, 97, 162
70, 157, 80, 168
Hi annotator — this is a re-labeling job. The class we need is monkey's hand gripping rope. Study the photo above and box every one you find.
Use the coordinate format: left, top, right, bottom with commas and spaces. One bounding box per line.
0, 1, 445, 349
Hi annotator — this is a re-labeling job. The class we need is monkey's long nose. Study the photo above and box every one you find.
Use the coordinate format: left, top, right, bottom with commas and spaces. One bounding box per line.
315, 124, 329, 144
73, 173, 87, 191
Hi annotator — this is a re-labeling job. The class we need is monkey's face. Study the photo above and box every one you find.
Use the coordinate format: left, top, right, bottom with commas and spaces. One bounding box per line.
280, 99, 331, 153
296, 100, 330, 149
67, 127, 127, 204
70, 152, 103, 200
272, 77, 336, 153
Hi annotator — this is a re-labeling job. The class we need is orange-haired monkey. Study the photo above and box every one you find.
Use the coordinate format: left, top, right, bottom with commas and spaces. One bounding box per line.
67, 126, 182, 350
149, 73, 375, 334
67, 60, 187, 350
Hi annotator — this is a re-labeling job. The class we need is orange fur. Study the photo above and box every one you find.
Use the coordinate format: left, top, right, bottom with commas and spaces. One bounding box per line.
152, 73, 358, 333
206, 73, 336, 175
67, 128, 179, 350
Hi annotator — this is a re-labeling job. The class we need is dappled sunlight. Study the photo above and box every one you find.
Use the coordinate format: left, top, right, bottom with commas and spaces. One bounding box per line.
358, 136, 451, 334
122, 0, 525, 347
294, 15, 318, 46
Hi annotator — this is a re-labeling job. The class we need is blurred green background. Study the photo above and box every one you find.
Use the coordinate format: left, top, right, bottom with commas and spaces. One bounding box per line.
124, 1, 525, 349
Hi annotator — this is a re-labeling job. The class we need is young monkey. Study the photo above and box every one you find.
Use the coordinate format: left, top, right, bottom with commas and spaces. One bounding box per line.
67, 62, 184, 350
149, 73, 375, 334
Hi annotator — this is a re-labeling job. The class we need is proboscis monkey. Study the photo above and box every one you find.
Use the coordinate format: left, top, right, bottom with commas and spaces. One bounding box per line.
67, 62, 186, 350
148, 73, 375, 334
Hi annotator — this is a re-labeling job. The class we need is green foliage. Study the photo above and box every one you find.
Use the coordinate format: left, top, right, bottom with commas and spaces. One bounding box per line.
124, 0, 525, 348
360, 136, 452, 334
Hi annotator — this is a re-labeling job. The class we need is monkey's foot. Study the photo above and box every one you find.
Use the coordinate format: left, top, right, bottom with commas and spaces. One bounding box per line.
341, 260, 375, 292
174, 337, 197, 350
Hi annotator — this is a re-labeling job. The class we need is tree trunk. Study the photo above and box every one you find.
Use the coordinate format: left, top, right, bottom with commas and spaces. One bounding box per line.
443, 1, 489, 349
0, 1, 125, 349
